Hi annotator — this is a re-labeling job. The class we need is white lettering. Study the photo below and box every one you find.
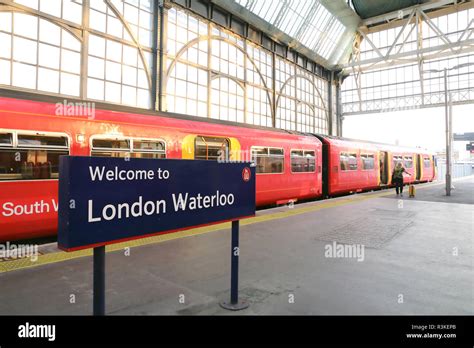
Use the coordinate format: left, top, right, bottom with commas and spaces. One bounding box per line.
18, 322, 55, 342
88, 200, 101, 222
0, 242, 38, 262
324, 241, 365, 262
171, 191, 235, 211
88, 196, 166, 223
89, 166, 105, 181
89, 166, 158, 182
2, 200, 54, 217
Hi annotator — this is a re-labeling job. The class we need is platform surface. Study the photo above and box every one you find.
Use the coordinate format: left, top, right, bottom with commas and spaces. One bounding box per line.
0, 177, 472, 315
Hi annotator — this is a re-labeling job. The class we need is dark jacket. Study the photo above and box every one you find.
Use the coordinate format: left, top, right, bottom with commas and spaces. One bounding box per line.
392, 166, 405, 180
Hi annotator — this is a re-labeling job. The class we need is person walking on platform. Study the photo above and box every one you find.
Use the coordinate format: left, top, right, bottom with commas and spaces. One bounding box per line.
392, 162, 411, 197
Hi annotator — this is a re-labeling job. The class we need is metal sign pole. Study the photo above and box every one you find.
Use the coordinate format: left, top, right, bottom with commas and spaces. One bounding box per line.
93, 246, 105, 316
220, 220, 248, 311
444, 68, 452, 196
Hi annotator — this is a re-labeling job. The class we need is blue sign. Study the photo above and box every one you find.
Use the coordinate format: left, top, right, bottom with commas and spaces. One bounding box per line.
58, 156, 256, 251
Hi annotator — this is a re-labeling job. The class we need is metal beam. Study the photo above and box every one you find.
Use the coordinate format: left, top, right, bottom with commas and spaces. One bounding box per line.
365, 0, 474, 34
357, 29, 385, 59
384, 8, 416, 58
80, 0, 90, 99
341, 37, 474, 72
342, 96, 474, 116
0, 0, 82, 39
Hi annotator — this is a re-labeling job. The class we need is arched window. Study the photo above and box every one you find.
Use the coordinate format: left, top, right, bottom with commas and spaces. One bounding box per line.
0, 12, 81, 96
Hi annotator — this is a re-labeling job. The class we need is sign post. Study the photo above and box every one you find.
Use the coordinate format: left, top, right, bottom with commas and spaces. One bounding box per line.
93, 246, 105, 316
58, 156, 255, 315
219, 220, 249, 311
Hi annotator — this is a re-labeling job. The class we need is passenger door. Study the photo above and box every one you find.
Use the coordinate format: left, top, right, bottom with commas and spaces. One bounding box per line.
379, 151, 389, 185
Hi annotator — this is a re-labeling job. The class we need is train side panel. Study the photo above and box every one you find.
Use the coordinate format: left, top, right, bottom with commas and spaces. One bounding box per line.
0, 97, 323, 241
240, 136, 322, 206
324, 138, 379, 196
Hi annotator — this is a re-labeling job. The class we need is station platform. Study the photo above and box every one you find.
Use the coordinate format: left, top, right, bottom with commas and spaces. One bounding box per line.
0, 176, 472, 315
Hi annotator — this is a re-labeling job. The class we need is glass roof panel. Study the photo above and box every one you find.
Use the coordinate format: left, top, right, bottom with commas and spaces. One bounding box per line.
234, 0, 347, 61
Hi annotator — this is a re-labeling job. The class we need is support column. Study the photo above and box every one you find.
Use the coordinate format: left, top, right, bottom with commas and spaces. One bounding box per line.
335, 78, 343, 137
80, 0, 90, 99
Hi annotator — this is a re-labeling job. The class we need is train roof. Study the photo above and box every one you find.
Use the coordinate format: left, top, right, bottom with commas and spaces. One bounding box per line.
0, 90, 310, 138
314, 134, 434, 154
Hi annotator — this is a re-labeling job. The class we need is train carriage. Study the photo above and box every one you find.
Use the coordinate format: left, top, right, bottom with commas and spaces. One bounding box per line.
317, 135, 436, 196
0, 96, 435, 242
316, 135, 380, 196
0, 96, 323, 241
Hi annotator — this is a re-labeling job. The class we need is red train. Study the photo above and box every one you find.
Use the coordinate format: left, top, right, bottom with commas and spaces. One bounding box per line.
0, 96, 436, 241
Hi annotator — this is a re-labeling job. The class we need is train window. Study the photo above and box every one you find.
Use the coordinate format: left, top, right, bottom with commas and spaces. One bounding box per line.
252, 147, 267, 156
134, 140, 165, 152
0, 133, 13, 146
251, 146, 284, 174
361, 154, 375, 170
340, 152, 358, 171
91, 138, 131, 158
195, 136, 229, 161
0, 132, 69, 181
92, 139, 130, 151
392, 155, 403, 167
269, 148, 284, 156
132, 139, 166, 159
404, 156, 413, 168
423, 156, 431, 168
18, 134, 68, 148
291, 150, 315, 173
91, 137, 166, 159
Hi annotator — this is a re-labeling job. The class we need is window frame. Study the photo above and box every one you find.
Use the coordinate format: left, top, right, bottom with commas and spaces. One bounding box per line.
90, 134, 167, 157
0, 129, 70, 181
392, 154, 403, 167
290, 148, 316, 174
251, 145, 285, 175
403, 155, 413, 169
0, 132, 14, 147
423, 156, 431, 169
360, 153, 375, 171
194, 135, 230, 161
339, 151, 358, 171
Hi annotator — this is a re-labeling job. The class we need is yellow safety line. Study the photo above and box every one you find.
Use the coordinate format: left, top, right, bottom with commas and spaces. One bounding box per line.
0, 179, 464, 273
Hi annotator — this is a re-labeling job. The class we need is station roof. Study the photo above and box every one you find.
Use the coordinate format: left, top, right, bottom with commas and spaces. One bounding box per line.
211, 0, 360, 69
213, 0, 462, 70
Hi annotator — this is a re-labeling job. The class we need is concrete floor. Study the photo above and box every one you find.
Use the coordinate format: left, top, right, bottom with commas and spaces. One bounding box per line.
0, 177, 472, 315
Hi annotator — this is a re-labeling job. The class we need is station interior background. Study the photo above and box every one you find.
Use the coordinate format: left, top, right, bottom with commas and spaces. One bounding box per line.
0, 0, 473, 173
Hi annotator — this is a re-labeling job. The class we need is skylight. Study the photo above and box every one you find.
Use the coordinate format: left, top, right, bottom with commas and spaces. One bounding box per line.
234, 0, 347, 60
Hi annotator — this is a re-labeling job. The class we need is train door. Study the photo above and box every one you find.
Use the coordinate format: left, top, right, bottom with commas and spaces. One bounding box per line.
194, 136, 230, 161
379, 151, 389, 185
416, 154, 422, 181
